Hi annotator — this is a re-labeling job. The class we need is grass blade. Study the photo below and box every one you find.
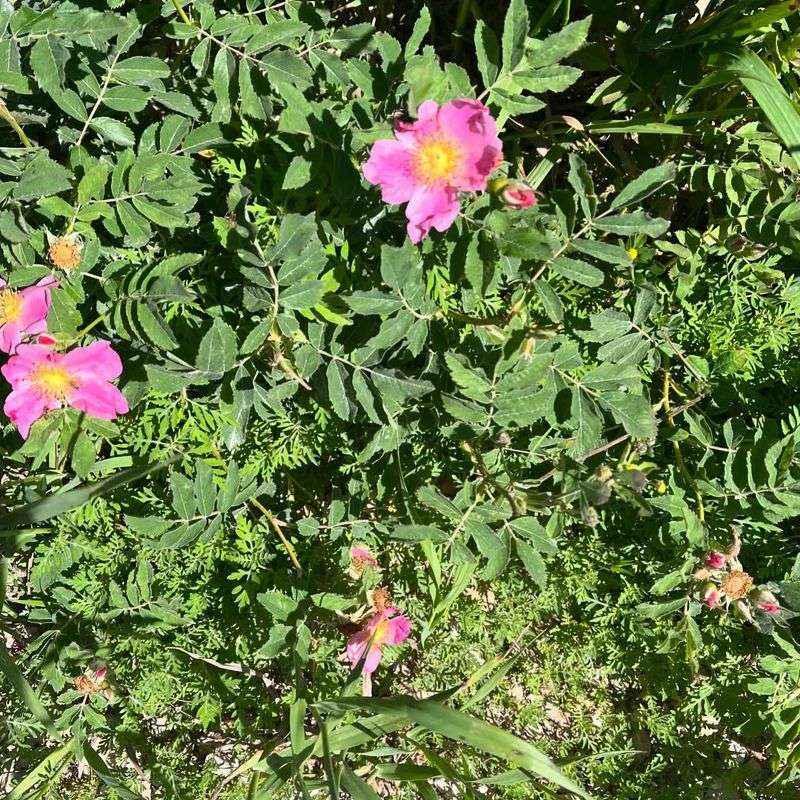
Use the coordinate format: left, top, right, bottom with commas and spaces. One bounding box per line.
315, 696, 589, 798
0, 638, 60, 739
710, 44, 800, 169
0, 453, 182, 529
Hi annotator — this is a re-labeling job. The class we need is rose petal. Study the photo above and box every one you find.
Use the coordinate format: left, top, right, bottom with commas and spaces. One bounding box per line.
4, 385, 56, 439
61, 340, 123, 381
70, 379, 129, 420
405, 184, 460, 243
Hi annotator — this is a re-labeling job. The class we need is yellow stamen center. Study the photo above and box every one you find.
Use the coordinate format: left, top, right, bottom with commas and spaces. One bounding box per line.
372, 619, 390, 646
32, 364, 76, 400
0, 288, 23, 324
413, 137, 463, 184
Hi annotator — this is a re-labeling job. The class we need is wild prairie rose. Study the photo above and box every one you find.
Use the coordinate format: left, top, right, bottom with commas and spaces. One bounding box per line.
704, 550, 726, 570
1, 341, 129, 438
0, 276, 56, 354
74, 663, 109, 696
363, 99, 502, 243
345, 607, 411, 674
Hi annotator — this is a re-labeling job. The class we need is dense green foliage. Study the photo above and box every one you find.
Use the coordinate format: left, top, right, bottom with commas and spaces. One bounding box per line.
3, 0, 800, 798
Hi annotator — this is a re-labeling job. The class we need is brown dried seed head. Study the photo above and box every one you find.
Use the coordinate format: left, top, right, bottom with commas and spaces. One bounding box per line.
73, 675, 105, 695
722, 570, 753, 600
370, 586, 391, 613
48, 237, 82, 271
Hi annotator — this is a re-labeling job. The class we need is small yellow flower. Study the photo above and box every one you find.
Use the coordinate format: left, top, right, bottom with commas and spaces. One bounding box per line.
627, 247, 638, 261
655, 480, 667, 494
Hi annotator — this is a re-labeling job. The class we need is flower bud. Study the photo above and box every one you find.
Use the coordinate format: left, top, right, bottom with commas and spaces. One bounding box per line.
702, 583, 720, 609
753, 589, 780, 615
501, 181, 538, 209
704, 550, 726, 570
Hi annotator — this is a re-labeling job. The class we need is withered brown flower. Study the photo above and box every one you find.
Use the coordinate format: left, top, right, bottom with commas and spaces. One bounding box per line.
370, 586, 391, 613
48, 235, 82, 271
722, 570, 753, 600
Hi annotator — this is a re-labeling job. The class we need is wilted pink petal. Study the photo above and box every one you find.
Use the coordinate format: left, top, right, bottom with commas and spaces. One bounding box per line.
344, 607, 412, 675
349, 545, 380, 579
363, 99, 502, 243
1, 341, 128, 439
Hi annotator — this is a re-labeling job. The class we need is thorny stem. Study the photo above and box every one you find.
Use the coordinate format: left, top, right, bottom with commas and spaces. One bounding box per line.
663, 365, 706, 523
0, 101, 32, 148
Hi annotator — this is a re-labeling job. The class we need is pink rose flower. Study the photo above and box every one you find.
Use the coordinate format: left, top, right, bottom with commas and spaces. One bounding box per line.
501, 181, 538, 209
363, 99, 502, 243
345, 607, 411, 674
1, 341, 129, 438
704, 551, 726, 570
0, 276, 57, 354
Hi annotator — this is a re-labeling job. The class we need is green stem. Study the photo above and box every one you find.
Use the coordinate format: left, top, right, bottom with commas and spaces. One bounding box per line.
170, 0, 193, 26
663, 365, 705, 524
0, 101, 31, 148
75, 313, 108, 339
249, 496, 303, 575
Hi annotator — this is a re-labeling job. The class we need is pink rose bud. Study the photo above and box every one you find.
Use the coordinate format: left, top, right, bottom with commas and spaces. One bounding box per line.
754, 590, 780, 615
501, 181, 538, 209
94, 665, 108, 681
704, 551, 726, 570
703, 583, 720, 609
